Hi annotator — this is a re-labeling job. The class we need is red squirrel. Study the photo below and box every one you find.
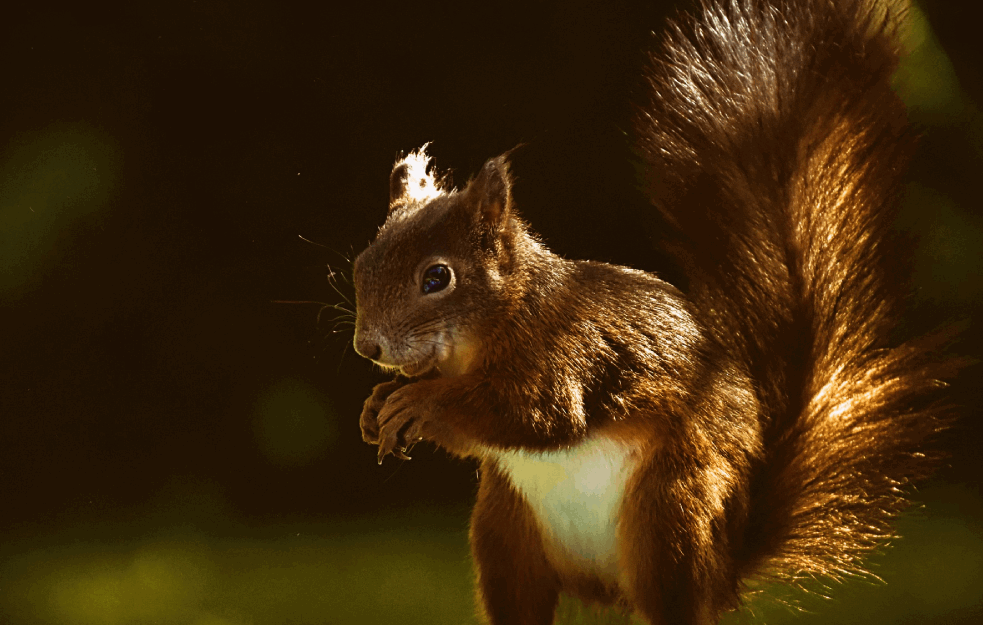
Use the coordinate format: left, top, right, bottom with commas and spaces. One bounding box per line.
350, 0, 955, 623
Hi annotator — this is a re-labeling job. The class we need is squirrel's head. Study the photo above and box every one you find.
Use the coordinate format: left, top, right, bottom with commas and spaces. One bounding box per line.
353, 146, 533, 377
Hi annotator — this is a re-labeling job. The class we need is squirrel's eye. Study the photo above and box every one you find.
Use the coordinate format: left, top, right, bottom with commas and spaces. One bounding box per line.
421, 264, 451, 294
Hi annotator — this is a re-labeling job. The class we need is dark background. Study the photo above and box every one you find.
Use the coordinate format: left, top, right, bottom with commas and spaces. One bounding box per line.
1, 1, 980, 623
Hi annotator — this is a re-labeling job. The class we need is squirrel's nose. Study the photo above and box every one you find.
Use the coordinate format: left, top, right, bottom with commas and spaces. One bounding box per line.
354, 335, 381, 361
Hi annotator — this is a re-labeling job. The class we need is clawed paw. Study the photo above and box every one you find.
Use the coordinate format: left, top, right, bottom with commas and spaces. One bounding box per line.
375, 386, 429, 464
359, 378, 406, 445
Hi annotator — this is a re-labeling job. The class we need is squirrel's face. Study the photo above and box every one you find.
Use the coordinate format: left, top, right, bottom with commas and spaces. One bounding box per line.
352, 148, 517, 378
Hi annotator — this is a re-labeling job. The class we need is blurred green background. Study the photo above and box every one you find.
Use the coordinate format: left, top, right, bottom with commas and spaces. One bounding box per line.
1, 1, 980, 623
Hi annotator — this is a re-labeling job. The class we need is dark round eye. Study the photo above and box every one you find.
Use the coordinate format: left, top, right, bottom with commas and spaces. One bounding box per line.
421, 264, 451, 294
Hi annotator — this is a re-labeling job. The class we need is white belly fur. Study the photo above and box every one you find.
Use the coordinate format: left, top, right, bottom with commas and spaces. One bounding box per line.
494, 435, 637, 582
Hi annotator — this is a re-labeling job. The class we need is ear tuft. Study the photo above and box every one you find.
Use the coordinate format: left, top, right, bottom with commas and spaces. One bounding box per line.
468, 155, 512, 229
389, 144, 444, 211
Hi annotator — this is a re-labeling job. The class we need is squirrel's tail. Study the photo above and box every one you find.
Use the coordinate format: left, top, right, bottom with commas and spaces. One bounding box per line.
636, 0, 955, 586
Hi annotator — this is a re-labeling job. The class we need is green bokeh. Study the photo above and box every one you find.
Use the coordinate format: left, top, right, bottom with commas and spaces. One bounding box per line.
894, 4, 963, 118
1, 485, 979, 624
0, 121, 121, 296
0, 507, 477, 625
251, 378, 338, 466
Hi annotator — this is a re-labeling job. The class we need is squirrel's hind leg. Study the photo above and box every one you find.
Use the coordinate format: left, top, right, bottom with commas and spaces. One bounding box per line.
617, 451, 745, 625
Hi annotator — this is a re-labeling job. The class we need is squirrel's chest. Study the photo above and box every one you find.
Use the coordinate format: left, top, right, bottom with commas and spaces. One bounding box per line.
494, 436, 638, 582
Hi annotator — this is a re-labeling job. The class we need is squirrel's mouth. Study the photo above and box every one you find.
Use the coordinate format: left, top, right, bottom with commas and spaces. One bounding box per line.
399, 355, 436, 377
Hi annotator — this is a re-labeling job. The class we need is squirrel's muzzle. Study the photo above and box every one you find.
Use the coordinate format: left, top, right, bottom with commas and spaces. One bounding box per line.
354, 333, 382, 361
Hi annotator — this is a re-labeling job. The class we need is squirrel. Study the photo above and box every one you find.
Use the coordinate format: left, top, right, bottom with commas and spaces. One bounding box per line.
349, 0, 956, 623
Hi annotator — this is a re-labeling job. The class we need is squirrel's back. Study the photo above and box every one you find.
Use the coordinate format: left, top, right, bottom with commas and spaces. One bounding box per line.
636, 0, 954, 584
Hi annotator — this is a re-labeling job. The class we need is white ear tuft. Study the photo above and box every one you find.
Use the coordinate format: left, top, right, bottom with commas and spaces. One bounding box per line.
392, 143, 444, 204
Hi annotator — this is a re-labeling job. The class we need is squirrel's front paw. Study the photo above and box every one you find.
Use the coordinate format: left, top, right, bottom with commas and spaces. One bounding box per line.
375, 386, 429, 464
360, 378, 407, 446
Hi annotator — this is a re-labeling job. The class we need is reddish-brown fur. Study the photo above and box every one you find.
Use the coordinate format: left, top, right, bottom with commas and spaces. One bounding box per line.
350, 0, 957, 623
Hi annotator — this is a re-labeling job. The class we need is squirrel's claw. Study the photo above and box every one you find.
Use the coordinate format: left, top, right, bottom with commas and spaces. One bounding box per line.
376, 444, 412, 464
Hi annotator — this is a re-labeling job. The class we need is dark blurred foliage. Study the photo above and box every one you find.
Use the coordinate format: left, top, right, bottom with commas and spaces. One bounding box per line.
0, 0, 979, 622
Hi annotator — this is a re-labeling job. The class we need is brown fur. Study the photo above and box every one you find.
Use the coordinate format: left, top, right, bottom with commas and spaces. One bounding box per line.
350, 0, 956, 623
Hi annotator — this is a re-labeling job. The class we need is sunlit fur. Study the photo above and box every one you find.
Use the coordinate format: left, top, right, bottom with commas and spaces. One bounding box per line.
352, 0, 957, 623
385, 144, 445, 224
634, 0, 957, 590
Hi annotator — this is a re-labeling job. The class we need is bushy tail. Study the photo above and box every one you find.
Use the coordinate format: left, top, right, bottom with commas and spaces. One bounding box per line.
636, 0, 956, 586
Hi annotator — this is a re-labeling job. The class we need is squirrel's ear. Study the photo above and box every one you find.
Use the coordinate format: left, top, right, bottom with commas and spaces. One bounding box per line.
389, 162, 411, 208
468, 156, 512, 229
388, 146, 443, 213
